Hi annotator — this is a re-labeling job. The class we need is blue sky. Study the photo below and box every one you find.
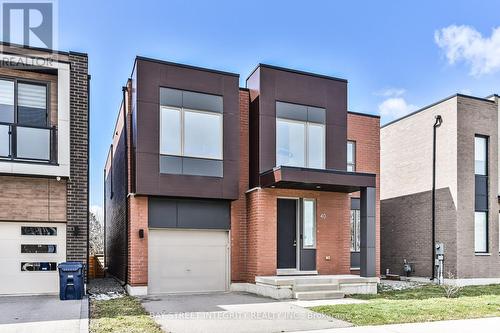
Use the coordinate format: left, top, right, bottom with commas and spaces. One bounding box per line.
55, 0, 500, 212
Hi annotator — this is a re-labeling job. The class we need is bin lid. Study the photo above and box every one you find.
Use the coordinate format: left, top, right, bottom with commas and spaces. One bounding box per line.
58, 261, 83, 272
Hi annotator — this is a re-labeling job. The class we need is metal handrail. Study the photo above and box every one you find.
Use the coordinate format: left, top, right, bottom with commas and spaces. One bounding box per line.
0, 122, 58, 163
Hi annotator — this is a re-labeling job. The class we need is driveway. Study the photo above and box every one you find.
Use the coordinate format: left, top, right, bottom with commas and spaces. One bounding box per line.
141, 292, 351, 333
0, 295, 88, 333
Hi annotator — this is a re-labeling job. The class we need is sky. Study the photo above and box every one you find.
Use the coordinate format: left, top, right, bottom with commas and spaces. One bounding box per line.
54, 0, 500, 212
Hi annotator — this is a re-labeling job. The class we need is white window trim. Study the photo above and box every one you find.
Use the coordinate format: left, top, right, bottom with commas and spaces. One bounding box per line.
160, 106, 223, 160
302, 198, 317, 249
347, 140, 356, 172
276, 117, 325, 169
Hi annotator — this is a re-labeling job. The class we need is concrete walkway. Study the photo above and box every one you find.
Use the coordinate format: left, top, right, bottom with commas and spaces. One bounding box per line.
0, 295, 88, 333
141, 292, 352, 333
299, 316, 500, 333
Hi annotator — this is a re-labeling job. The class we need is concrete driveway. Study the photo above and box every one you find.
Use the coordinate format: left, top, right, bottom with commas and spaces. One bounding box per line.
0, 295, 88, 333
141, 292, 351, 333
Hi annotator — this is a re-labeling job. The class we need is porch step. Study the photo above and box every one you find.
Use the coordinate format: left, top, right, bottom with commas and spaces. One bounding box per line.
293, 290, 345, 300
293, 283, 340, 292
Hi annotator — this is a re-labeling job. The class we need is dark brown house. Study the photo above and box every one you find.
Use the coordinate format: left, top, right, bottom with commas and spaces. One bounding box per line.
105, 57, 380, 299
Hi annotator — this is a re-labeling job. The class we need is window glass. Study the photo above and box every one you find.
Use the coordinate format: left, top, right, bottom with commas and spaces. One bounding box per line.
21, 262, 57, 271
17, 83, 47, 126
16, 127, 50, 160
474, 211, 487, 253
0, 79, 14, 123
160, 107, 181, 156
21, 244, 57, 253
347, 141, 356, 172
0, 124, 9, 157
21, 226, 57, 236
474, 136, 487, 175
276, 119, 305, 167
184, 111, 222, 159
350, 209, 360, 252
303, 199, 316, 248
308, 123, 325, 169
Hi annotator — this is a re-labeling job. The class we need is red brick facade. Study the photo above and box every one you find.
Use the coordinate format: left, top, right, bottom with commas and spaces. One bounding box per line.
128, 195, 148, 286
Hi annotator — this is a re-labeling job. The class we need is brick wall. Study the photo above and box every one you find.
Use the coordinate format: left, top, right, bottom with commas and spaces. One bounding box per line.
246, 188, 351, 282
128, 195, 148, 286
347, 113, 381, 276
66, 53, 89, 264
230, 89, 249, 282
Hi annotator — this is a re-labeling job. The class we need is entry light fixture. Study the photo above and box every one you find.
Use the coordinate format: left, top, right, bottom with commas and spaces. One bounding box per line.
138, 229, 144, 239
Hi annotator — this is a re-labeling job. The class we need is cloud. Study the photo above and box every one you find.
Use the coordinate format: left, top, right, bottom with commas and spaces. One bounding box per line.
374, 88, 406, 97
435, 25, 500, 76
378, 97, 418, 119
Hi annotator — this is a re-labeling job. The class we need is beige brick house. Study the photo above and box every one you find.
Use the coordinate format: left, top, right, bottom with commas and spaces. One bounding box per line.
381, 93, 500, 284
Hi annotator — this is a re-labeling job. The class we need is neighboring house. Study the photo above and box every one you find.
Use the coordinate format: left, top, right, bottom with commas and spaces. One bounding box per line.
381, 94, 500, 284
105, 57, 380, 297
0, 43, 89, 295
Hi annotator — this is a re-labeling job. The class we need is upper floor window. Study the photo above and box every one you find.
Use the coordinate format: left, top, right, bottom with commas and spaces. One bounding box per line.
474, 136, 487, 175
276, 101, 325, 169
0, 78, 53, 162
347, 140, 356, 172
159, 88, 223, 177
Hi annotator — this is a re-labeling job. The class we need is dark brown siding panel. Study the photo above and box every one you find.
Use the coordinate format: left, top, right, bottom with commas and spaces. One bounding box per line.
246, 65, 348, 184
134, 59, 240, 199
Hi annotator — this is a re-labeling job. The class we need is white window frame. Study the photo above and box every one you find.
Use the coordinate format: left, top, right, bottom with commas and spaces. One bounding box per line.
302, 198, 317, 249
474, 211, 488, 253
276, 117, 325, 169
350, 208, 360, 252
160, 106, 223, 160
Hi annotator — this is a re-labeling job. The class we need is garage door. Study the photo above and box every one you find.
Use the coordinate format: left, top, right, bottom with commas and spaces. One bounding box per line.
148, 229, 229, 294
0, 222, 66, 295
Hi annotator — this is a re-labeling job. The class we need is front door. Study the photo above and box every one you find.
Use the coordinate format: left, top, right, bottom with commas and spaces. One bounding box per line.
277, 199, 297, 269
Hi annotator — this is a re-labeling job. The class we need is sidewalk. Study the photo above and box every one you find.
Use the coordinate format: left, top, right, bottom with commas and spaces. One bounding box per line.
299, 316, 500, 333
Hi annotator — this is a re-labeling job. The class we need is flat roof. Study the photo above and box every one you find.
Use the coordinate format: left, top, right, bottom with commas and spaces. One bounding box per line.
246, 63, 348, 84
381, 93, 496, 128
135, 56, 240, 77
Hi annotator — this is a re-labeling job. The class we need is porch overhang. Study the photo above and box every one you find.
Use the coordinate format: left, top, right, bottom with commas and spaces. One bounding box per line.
259, 166, 376, 193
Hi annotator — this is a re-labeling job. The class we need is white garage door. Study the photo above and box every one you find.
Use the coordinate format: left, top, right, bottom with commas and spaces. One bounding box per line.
0, 222, 66, 295
148, 229, 229, 294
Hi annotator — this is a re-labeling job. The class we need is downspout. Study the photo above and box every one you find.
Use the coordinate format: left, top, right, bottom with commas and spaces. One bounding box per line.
86, 74, 91, 279
431, 115, 442, 281
122, 86, 129, 286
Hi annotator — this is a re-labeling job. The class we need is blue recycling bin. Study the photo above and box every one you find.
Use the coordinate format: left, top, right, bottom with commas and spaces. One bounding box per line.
58, 262, 84, 300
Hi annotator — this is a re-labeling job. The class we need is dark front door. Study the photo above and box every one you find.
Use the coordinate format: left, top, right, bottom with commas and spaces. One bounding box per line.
277, 199, 297, 269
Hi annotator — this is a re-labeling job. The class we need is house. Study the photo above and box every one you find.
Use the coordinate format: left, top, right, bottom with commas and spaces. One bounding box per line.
104, 57, 380, 298
381, 94, 500, 285
0, 43, 89, 295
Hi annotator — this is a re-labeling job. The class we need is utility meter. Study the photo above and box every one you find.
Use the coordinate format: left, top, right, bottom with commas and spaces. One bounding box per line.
435, 242, 445, 284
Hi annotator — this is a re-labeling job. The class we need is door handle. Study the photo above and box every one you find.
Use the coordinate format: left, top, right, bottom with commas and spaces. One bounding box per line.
293, 240, 297, 247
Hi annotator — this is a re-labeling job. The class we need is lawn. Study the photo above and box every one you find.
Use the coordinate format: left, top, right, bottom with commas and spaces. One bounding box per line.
90, 296, 163, 333
312, 283, 500, 326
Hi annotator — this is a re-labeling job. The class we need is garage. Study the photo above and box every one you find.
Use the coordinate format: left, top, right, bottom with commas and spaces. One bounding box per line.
148, 229, 229, 294
0, 222, 66, 295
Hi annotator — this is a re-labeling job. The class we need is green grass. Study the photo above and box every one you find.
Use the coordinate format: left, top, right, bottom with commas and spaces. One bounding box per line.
90, 296, 163, 333
312, 284, 500, 326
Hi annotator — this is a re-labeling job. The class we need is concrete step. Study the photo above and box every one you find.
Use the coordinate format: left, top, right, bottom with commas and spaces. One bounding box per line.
293, 283, 340, 292
293, 290, 345, 300
293, 278, 335, 285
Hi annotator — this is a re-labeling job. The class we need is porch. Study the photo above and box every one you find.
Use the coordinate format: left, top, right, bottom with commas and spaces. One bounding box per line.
232, 275, 379, 300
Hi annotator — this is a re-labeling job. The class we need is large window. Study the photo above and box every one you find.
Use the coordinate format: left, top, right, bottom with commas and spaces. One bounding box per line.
302, 199, 316, 248
159, 88, 223, 177
347, 141, 356, 172
276, 101, 325, 169
0, 78, 52, 162
474, 135, 488, 253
